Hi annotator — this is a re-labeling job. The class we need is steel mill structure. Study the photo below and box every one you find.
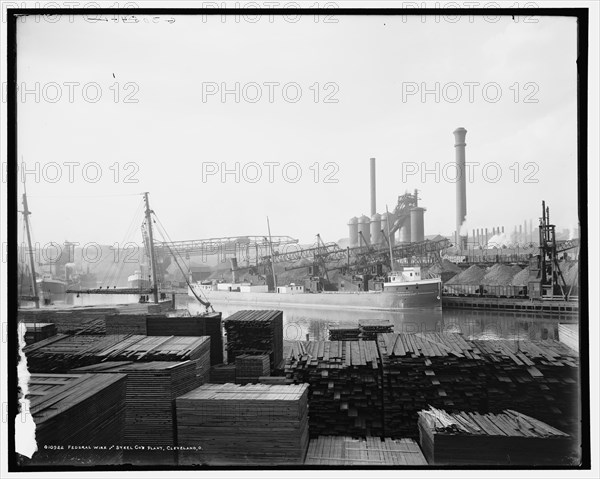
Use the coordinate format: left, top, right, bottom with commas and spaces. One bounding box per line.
348, 158, 426, 248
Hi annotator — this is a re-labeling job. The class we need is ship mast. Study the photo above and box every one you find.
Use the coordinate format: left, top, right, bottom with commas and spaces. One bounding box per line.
22, 190, 40, 308
144, 192, 159, 304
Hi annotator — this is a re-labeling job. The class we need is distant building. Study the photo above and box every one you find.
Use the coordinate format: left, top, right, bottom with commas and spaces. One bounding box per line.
277, 283, 305, 294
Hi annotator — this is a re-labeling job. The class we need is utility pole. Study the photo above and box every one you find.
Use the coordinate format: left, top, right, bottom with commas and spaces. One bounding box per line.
144, 192, 159, 304
22, 191, 39, 308
266, 216, 277, 291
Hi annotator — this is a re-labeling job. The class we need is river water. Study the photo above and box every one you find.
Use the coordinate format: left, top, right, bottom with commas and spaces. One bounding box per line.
44, 293, 576, 343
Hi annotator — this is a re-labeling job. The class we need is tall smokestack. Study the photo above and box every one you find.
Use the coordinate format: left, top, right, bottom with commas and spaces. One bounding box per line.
370, 157, 376, 216
454, 127, 467, 250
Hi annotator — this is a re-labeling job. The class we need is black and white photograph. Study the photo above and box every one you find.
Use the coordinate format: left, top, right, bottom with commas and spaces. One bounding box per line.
1, 2, 598, 477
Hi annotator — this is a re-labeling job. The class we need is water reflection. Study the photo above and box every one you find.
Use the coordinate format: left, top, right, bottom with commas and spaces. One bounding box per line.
184, 297, 576, 342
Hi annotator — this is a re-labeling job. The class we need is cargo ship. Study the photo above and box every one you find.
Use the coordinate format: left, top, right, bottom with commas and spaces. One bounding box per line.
189, 266, 442, 311
36, 273, 67, 295
128, 270, 151, 289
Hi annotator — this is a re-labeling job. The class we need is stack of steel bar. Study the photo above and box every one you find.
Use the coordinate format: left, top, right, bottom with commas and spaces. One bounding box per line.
223, 310, 283, 372
24, 334, 211, 383
328, 325, 361, 341
72, 361, 200, 465
358, 319, 394, 340
470, 338, 579, 436
305, 436, 428, 466
235, 354, 270, 385
417, 406, 572, 465
176, 383, 309, 465
377, 333, 487, 438
20, 322, 57, 345
209, 363, 236, 383
284, 340, 383, 437
19, 373, 126, 466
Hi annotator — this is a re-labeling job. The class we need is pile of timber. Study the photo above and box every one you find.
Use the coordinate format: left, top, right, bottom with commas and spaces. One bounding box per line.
305, 436, 427, 466
209, 363, 236, 383
558, 323, 578, 352
106, 312, 224, 365
147, 313, 223, 365
20, 373, 126, 466
377, 333, 487, 438
258, 376, 293, 385
470, 338, 579, 435
358, 319, 394, 340
24, 334, 211, 383
223, 310, 283, 372
18, 309, 110, 335
176, 383, 309, 465
235, 354, 270, 385
20, 323, 57, 345
417, 406, 572, 465
72, 361, 200, 465
285, 340, 383, 437
105, 313, 147, 335
328, 325, 361, 341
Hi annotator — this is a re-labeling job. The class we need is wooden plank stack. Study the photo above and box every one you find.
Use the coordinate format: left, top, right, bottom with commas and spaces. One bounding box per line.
176, 383, 309, 465
417, 406, 573, 465
328, 325, 361, 341
358, 319, 394, 340
235, 354, 271, 384
105, 312, 224, 365
558, 323, 578, 352
104, 313, 147, 335
284, 340, 383, 437
21, 373, 126, 466
377, 333, 487, 438
20, 323, 57, 345
24, 334, 212, 383
209, 363, 236, 383
305, 436, 427, 466
72, 361, 201, 465
147, 313, 223, 365
470, 338, 579, 436
18, 309, 112, 335
223, 310, 283, 372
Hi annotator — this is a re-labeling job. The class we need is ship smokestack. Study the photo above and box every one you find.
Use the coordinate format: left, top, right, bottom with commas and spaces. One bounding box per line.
454, 127, 467, 250
370, 157, 376, 217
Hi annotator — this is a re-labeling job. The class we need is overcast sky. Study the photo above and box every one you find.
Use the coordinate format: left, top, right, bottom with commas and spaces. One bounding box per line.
14, 12, 578, 247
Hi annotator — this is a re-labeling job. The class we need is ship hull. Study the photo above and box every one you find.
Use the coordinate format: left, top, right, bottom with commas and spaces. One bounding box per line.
36, 279, 67, 295
189, 281, 442, 311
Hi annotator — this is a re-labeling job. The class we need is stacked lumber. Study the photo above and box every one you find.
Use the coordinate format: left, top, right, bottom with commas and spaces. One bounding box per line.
471, 338, 579, 435
176, 383, 309, 465
21, 373, 126, 466
209, 363, 236, 383
98, 335, 211, 384
105, 313, 147, 335
24, 334, 212, 383
377, 333, 487, 438
72, 361, 200, 465
558, 323, 578, 352
146, 312, 223, 365
18, 309, 111, 335
223, 310, 283, 371
259, 376, 293, 385
285, 340, 383, 437
20, 322, 57, 345
328, 325, 360, 341
418, 406, 572, 465
358, 319, 394, 340
235, 354, 270, 384
305, 436, 427, 466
